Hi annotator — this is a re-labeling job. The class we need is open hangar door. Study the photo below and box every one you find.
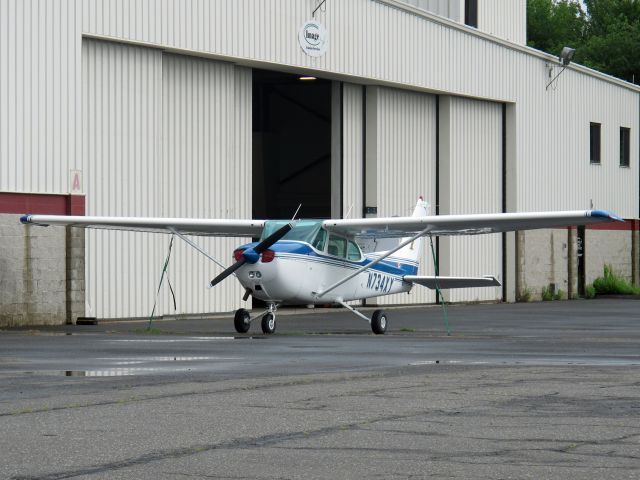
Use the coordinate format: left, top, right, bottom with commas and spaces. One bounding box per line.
252, 70, 334, 220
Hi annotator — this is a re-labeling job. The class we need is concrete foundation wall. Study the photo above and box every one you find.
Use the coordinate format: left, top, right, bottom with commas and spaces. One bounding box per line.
0, 214, 84, 327
585, 229, 633, 284
518, 229, 572, 300
518, 227, 636, 301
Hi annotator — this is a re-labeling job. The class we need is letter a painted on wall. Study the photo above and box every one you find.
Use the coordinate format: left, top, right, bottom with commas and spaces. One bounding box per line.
70, 170, 82, 194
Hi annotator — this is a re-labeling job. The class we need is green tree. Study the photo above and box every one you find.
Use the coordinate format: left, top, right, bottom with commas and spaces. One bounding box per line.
527, 0, 640, 83
527, 0, 586, 53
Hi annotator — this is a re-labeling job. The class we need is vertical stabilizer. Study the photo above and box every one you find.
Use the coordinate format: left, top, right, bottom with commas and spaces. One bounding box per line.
371, 196, 430, 275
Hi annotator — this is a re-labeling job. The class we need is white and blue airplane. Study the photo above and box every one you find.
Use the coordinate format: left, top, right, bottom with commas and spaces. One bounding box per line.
21, 197, 621, 334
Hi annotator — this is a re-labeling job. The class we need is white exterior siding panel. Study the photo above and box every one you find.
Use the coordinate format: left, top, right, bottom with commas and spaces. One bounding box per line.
342, 83, 364, 219
82, 40, 251, 318
0, 0, 82, 194
161, 55, 251, 316
374, 87, 437, 305
446, 97, 502, 302
82, 39, 164, 318
478, 0, 526, 45
403, 0, 463, 22
517, 67, 638, 217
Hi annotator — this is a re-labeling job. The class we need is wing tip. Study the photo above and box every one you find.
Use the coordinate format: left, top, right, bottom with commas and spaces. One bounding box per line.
590, 210, 624, 222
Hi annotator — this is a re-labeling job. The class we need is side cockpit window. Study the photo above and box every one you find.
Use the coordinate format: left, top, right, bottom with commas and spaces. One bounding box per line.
347, 240, 362, 261
327, 235, 347, 258
326, 234, 362, 260
312, 228, 327, 251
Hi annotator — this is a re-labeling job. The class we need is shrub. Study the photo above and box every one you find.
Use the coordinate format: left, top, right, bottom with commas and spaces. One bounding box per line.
584, 284, 596, 299
592, 265, 640, 295
541, 285, 553, 301
553, 289, 565, 301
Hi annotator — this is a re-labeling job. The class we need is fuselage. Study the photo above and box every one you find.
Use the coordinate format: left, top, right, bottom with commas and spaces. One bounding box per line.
234, 239, 417, 305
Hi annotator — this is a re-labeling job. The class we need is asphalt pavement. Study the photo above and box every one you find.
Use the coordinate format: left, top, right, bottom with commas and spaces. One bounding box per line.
0, 299, 639, 479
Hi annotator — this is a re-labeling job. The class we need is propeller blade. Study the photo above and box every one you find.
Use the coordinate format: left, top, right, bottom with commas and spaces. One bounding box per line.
209, 258, 247, 288
253, 221, 295, 254
208, 221, 296, 288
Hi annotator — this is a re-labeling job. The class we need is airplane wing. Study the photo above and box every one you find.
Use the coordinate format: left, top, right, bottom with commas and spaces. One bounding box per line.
404, 275, 501, 289
323, 210, 623, 239
20, 214, 265, 237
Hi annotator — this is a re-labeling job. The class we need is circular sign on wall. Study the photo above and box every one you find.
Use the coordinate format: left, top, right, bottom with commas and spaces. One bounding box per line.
298, 20, 328, 57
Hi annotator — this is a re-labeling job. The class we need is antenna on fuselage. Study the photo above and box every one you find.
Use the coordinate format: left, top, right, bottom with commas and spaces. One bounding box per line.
291, 203, 302, 220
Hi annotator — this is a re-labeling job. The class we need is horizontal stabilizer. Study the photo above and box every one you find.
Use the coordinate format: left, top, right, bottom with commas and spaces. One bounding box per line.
404, 275, 501, 289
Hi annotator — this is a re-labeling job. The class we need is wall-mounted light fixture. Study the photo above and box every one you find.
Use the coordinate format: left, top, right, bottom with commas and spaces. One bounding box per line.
546, 46, 576, 90
559, 47, 576, 66
299, 76, 317, 81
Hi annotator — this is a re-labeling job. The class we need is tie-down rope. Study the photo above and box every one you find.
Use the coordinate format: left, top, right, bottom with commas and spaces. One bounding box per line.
148, 235, 177, 328
428, 234, 451, 336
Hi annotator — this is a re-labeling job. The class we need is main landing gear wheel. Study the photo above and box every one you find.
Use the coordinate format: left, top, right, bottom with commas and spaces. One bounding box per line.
261, 312, 276, 334
234, 308, 251, 334
371, 309, 387, 335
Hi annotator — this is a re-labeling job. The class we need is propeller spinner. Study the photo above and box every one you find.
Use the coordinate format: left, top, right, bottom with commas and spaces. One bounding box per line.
208, 221, 296, 288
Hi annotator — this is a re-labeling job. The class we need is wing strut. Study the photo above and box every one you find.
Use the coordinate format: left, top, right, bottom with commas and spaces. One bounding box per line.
169, 228, 229, 271
314, 225, 431, 299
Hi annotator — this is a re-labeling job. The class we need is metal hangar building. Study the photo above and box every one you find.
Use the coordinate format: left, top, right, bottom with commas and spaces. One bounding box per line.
1, 0, 638, 325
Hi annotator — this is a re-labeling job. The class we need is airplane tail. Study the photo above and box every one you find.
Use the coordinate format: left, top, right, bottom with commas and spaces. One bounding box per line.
372, 196, 430, 275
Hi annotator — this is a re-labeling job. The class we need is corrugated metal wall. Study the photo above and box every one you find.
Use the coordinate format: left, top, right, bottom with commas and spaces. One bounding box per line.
0, 0, 82, 193
372, 87, 437, 305
78, 0, 640, 220
518, 69, 639, 215
4, 0, 637, 214
478, 0, 526, 45
342, 83, 364, 219
402, 0, 462, 23
81, 39, 163, 318
441, 96, 503, 302
82, 39, 251, 318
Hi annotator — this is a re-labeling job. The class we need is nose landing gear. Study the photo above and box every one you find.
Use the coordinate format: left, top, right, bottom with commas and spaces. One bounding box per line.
233, 303, 278, 334
261, 312, 276, 334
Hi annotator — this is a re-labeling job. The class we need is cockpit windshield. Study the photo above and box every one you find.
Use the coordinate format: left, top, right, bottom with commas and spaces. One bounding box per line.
260, 220, 324, 244
260, 219, 361, 258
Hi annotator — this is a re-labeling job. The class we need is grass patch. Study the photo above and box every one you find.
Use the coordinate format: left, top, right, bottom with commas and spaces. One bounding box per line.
541, 285, 554, 301
517, 287, 532, 302
585, 284, 597, 299
592, 265, 640, 295
400, 328, 415, 333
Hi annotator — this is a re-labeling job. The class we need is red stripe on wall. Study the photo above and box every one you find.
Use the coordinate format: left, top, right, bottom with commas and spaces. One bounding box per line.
566, 220, 639, 231
0, 192, 85, 216
587, 219, 639, 231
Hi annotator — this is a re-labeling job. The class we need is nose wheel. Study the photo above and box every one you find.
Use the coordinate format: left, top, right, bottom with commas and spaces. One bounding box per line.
233, 304, 278, 334
261, 312, 276, 334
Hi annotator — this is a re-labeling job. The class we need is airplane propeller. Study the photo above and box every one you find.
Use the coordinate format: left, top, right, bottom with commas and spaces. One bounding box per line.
208, 221, 296, 288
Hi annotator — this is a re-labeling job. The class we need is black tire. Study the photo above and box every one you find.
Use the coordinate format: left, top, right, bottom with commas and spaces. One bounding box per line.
371, 309, 387, 335
234, 308, 251, 333
261, 312, 276, 334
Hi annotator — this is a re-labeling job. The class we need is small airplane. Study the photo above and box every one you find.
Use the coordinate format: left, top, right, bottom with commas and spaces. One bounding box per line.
21, 197, 622, 334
